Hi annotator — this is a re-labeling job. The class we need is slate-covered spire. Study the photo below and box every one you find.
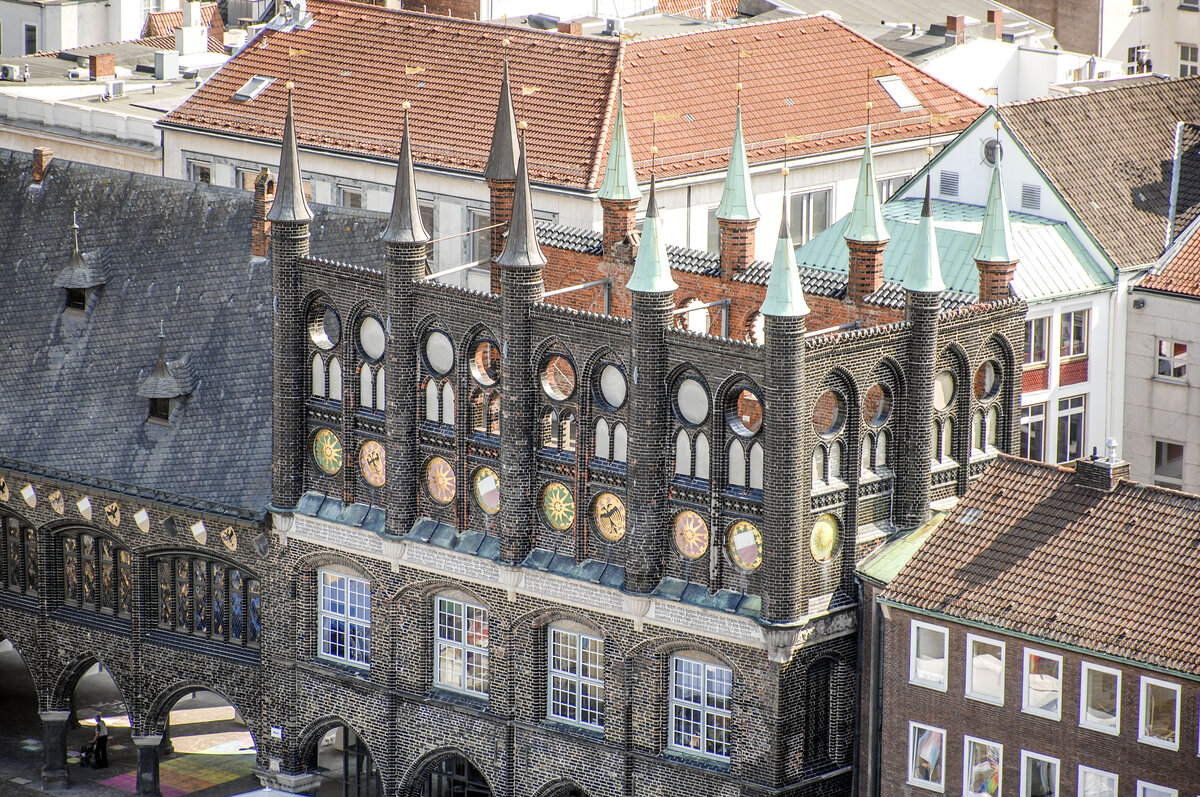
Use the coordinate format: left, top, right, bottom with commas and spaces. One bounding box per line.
903, 178, 946, 293
973, 162, 1016, 264
496, 132, 546, 268
715, 105, 758, 221
266, 87, 313, 223
598, 87, 641, 202
627, 176, 678, 293
382, 107, 430, 244
484, 60, 519, 182
761, 197, 809, 317
844, 125, 889, 243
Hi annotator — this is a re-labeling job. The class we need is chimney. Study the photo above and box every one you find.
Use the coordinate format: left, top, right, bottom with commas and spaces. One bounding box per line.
32, 147, 53, 183
176, 0, 208, 56
1072, 439, 1130, 492
556, 20, 583, 35
252, 168, 275, 257
89, 53, 116, 81
987, 9, 1003, 40
946, 15, 965, 45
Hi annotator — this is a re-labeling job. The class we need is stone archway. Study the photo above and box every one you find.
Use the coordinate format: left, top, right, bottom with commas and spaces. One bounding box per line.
406, 750, 492, 797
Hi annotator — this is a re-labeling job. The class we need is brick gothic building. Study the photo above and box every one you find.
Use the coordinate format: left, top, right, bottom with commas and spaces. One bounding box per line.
0, 72, 1023, 797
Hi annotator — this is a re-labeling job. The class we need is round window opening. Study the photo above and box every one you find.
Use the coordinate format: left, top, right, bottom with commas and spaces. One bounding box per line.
541, 355, 576, 401
813, 390, 846, 438
309, 305, 341, 350
675, 377, 709, 426
863, 384, 892, 428
933, 371, 956, 411
359, 316, 386, 362
424, 331, 454, 376
727, 388, 763, 438
470, 340, 501, 387
597, 364, 627, 410
974, 361, 1001, 401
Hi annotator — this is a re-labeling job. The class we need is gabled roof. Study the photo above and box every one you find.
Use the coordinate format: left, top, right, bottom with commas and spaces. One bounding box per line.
1168, 122, 1200, 245
161, 0, 980, 191
996, 77, 1200, 270
142, 3, 224, 37
1138, 212, 1200, 299
883, 455, 1200, 676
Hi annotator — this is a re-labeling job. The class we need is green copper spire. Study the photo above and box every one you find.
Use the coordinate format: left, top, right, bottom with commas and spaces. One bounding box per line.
715, 105, 759, 221
844, 125, 889, 243
904, 177, 946, 294
760, 197, 809, 317
627, 177, 677, 293
973, 162, 1016, 264
598, 87, 641, 202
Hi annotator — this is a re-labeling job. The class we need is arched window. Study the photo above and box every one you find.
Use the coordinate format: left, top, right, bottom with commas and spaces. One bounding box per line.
986, 406, 998, 449
562, 411, 577, 453
861, 434, 874, 474
542, 409, 577, 453
674, 430, 691, 477
940, 418, 954, 462
971, 410, 984, 454
360, 367, 373, 409
62, 531, 127, 615
425, 381, 439, 422
1, 517, 36, 596
487, 394, 500, 436
328, 357, 342, 402
694, 433, 709, 480
611, 423, 627, 463
812, 445, 827, 487
375, 369, 386, 411
829, 440, 843, 483
543, 409, 559, 449
311, 354, 325, 398
155, 555, 260, 648
748, 442, 764, 491
931, 420, 940, 458
472, 391, 486, 433
441, 383, 455, 427
728, 440, 747, 487
594, 418, 611, 461
875, 430, 889, 470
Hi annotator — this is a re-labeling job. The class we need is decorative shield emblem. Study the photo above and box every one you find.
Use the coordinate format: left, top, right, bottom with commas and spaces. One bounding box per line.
191, 520, 207, 546
220, 526, 237, 552
134, 509, 150, 533
49, 490, 64, 515
20, 484, 36, 508
0, 477, 9, 501
104, 501, 121, 527
77, 496, 92, 521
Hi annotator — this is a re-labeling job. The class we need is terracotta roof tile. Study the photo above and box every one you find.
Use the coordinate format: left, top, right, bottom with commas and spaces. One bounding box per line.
657, 0, 740, 19
1140, 214, 1200, 297
143, 3, 225, 37
1170, 121, 1200, 242
883, 455, 1200, 675
137, 33, 227, 53
161, 1, 980, 190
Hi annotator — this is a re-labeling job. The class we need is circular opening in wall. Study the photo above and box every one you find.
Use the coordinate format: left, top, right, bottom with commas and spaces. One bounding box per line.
308, 305, 341, 350
933, 370, 956, 411
862, 384, 891, 428
982, 138, 1002, 166
727, 388, 763, 438
675, 377, 709, 426
358, 316, 386, 362
596, 364, 627, 410
974, 361, 1001, 401
423, 331, 454, 377
813, 390, 846, 439
540, 355, 576, 401
470, 340, 501, 387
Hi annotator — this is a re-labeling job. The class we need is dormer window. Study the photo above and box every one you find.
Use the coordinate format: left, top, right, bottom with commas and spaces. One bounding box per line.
148, 397, 171, 423
55, 213, 109, 311
65, 288, 87, 312
138, 330, 196, 426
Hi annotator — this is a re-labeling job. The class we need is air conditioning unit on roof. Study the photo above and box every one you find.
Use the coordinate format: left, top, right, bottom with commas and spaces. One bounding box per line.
106, 80, 126, 98
0, 65, 19, 81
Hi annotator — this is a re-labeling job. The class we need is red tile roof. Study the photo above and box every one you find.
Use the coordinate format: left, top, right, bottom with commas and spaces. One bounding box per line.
883, 455, 1200, 676
657, 0, 740, 19
1139, 215, 1200, 297
143, 3, 225, 37
137, 33, 228, 53
161, 1, 980, 190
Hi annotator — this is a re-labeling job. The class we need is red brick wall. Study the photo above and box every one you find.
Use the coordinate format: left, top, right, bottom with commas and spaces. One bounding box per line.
1023, 365, 1048, 392
1059, 357, 1088, 387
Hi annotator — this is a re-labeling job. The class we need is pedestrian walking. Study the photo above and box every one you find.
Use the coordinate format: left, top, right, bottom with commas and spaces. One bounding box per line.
91, 716, 108, 769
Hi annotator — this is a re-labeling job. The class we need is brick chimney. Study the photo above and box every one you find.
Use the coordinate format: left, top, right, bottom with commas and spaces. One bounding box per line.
946, 15, 965, 45
557, 20, 583, 35
252, 168, 275, 257
847, 240, 886, 302
32, 147, 53, 183
987, 9, 1003, 40
601, 198, 639, 261
977, 259, 1017, 302
1072, 440, 1130, 492
89, 53, 116, 81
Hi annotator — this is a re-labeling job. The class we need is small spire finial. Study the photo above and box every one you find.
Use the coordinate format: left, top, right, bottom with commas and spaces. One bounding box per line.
903, 176, 945, 294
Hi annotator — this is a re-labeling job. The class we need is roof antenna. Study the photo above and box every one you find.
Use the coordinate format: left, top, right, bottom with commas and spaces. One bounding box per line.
71, 207, 81, 254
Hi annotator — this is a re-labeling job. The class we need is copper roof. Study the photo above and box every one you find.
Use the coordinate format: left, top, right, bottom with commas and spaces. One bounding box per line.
160, 0, 980, 190
883, 455, 1200, 676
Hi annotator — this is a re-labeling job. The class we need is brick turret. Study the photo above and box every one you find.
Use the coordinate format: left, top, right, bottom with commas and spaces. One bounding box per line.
973, 156, 1019, 303
844, 124, 889, 304
715, 105, 759, 277
598, 86, 642, 263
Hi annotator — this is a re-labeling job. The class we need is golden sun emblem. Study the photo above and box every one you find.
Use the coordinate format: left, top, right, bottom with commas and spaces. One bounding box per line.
312, 428, 343, 475
541, 482, 575, 531
425, 457, 456, 504
673, 510, 709, 560
810, 514, 839, 563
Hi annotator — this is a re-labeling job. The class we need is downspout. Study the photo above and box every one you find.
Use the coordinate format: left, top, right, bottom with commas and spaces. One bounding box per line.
870, 595, 885, 797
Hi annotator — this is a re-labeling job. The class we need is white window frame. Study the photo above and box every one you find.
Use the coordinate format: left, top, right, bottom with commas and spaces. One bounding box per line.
876, 173, 911, 202
1025, 316, 1048, 366
1154, 339, 1187, 381
909, 620, 949, 691
1136, 783, 1177, 797
1056, 395, 1086, 464
547, 626, 605, 729
317, 569, 371, 668
788, 186, 833, 246
1152, 438, 1184, 488
435, 595, 489, 697
965, 633, 1005, 705
962, 735, 1002, 797
1077, 766, 1117, 797
1179, 43, 1198, 77
668, 654, 732, 761
187, 159, 213, 184
907, 721, 946, 791
1059, 309, 1089, 358
1137, 675, 1180, 750
337, 185, 363, 209
1078, 661, 1121, 735
1020, 751, 1059, 797
1021, 648, 1062, 720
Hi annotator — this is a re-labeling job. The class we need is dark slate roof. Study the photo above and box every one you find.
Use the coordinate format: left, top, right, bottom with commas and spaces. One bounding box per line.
535, 222, 603, 255
1171, 122, 1200, 244
883, 455, 1200, 676
998, 78, 1200, 269
0, 150, 385, 514
296, 491, 387, 535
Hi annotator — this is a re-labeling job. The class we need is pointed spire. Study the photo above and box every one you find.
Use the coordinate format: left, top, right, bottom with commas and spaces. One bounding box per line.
598, 87, 641, 202
715, 105, 759, 221
67, 209, 86, 269
844, 125, 889, 243
484, 60, 519, 182
496, 130, 546, 268
627, 177, 678, 293
382, 106, 431, 245
973, 161, 1016, 264
266, 86, 313, 223
761, 197, 810, 317
150, 323, 170, 380
904, 178, 946, 294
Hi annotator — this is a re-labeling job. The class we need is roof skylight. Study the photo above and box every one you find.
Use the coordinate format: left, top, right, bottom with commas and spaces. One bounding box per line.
233, 75, 274, 102
877, 75, 922, 112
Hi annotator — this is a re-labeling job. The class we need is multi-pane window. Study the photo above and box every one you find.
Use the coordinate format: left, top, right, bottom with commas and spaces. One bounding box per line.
157, 556, 260, 647
1056, 396, 1085, 464
1021, 404, 1046, 462
1022, 649, 1062, 720
909, 621, 948, 690
436, 596, 489, 696
965, 634, 1004, 704
1179, 44, 1198, 77
1155, 339, 1187, 379
338, 186, 363, 209
1078, 766, 1117, 797
319, 570, 369, 666
187, 160, 212, 184
1025, 317, 1048, 365
963, 736, 1002, 797
596, 419, 630, 466
23, 24, 37, 55
907, 722, 945, 789
669, 655, 732, 760
1127, 45, 1151, 74
789, 188, 831, 246
1079, 662, 1121, 734
1138, 676, 1180, 750
541, 408, 577, 453
2, 517, 37, 596
547, 627, 604, 729
62, 532, 128, 616
1152, 439, 1184, 488
876, 174, 910, 202
1059, 310, 1088, 357
1020, 751, 1059, 797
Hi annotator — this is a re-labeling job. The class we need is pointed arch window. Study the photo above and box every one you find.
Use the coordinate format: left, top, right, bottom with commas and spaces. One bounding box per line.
542, 409, 578, 454
748, 442, 764, 491
812, 445, 828, 488
425, 380, 454, 428
728, 440, 747, 488
328, 357, 343, 402
375, 370, 386, 411
597, 419, 613, 461
311, 354, 326, 398
3, 517, 38, 597
154, 555, 260, 649
360, 366, 374, 409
